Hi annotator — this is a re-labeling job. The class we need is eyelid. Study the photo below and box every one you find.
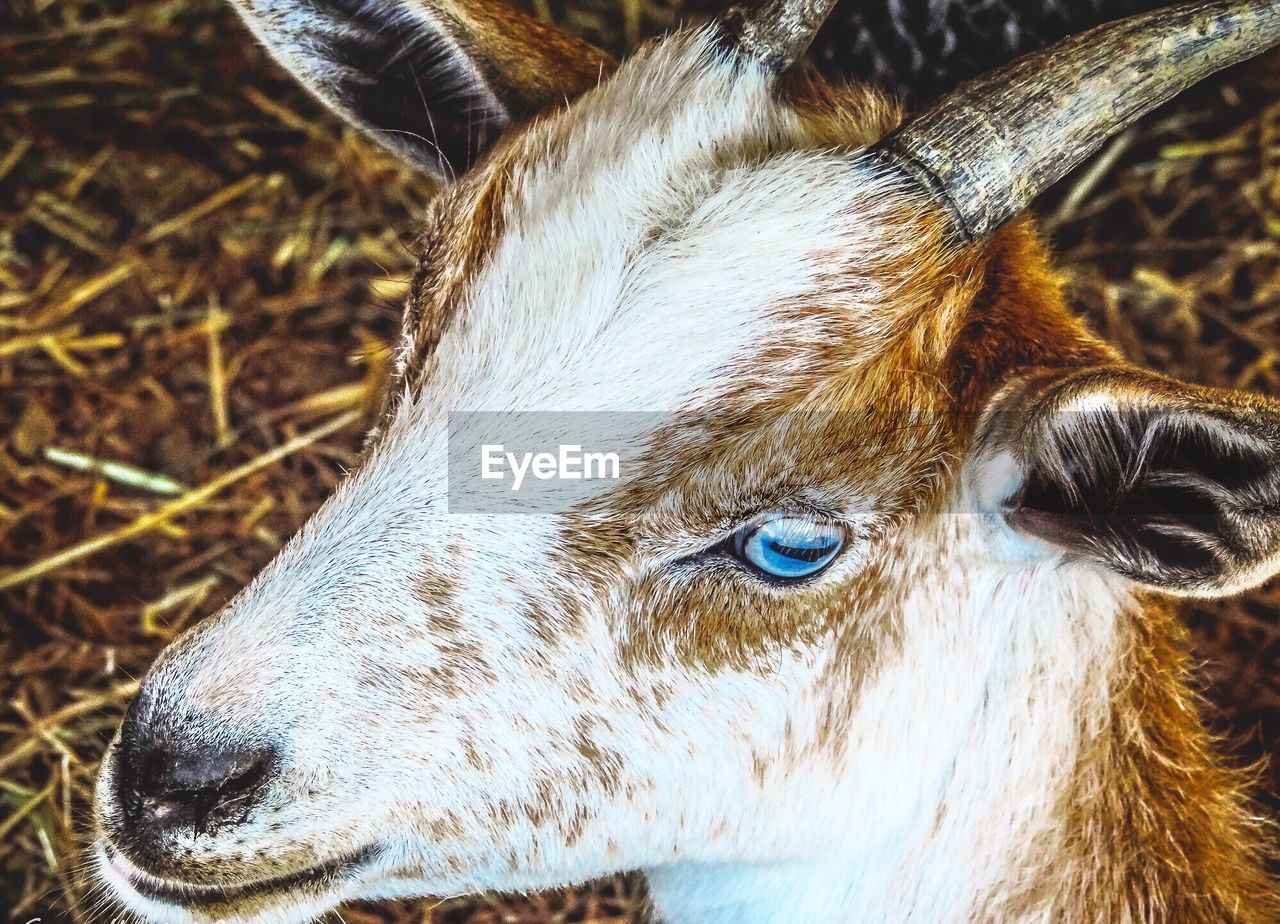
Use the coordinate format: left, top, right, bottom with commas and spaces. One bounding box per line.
648, 508, 829, 564
707, 510, 848, 568
709, 500, 846, 548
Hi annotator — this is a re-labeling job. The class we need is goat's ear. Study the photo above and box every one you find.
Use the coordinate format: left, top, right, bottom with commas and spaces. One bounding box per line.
979, 368, 1280, 598
230, 0, 612, 180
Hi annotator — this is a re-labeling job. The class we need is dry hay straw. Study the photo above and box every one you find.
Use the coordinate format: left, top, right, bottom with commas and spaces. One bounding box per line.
0, 0, 1277, 921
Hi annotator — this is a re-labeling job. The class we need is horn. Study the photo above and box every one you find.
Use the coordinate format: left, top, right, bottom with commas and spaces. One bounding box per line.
719, 0, 840, 72
873, 0, 1280, 242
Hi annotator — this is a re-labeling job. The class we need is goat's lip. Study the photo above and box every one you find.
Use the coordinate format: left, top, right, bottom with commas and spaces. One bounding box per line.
102, 840, 376, 908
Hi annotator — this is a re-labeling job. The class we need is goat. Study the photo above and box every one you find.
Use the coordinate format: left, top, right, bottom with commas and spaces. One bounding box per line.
91, 1, 1280, 922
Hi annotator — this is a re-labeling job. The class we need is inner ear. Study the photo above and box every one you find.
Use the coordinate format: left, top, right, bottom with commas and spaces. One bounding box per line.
231, 0, 613, 180
987, 369, 1280, 597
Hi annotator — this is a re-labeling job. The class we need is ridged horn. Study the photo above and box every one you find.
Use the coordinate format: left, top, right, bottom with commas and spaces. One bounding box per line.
719, 0, 840, 72
873, 0, 1280, 242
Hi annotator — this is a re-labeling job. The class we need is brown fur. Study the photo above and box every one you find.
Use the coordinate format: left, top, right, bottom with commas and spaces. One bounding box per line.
988, 597, 1278, 922
440, 0, 614, 115
401, 149, 518, 388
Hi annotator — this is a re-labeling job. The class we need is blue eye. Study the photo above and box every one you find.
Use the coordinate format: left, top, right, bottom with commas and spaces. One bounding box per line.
732, 516, 845, 582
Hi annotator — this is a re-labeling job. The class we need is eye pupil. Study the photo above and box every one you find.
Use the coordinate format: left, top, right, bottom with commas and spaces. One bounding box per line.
735, 516, 844, 582
763, 539, 836, 563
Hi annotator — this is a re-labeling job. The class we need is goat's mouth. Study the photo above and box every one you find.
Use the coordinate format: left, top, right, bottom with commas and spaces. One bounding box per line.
98, 838, 376, 911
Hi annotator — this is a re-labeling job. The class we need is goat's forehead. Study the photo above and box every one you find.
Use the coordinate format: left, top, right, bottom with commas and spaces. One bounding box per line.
403, 30, 929, 416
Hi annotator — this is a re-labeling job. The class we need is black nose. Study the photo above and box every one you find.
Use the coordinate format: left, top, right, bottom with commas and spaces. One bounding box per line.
115, 701, 277, 836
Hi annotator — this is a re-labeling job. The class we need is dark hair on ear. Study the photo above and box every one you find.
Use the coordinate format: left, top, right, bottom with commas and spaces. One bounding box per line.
996, 369, 1280, 597
314, 0, 512, 177
230, 0, 611, 180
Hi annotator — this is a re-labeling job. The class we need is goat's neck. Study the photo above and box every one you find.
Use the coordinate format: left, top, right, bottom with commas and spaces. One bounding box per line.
646, 518, 1277, 923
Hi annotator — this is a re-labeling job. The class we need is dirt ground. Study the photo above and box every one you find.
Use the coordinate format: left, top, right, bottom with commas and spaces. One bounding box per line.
3, 1, 1279, 921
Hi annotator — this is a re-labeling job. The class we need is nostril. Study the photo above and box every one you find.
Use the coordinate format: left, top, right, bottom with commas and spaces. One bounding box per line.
121, 738, 278, 834
143, 742, 273, 801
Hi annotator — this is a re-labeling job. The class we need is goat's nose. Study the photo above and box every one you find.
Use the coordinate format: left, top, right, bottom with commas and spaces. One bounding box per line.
116, 708, 277, 835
